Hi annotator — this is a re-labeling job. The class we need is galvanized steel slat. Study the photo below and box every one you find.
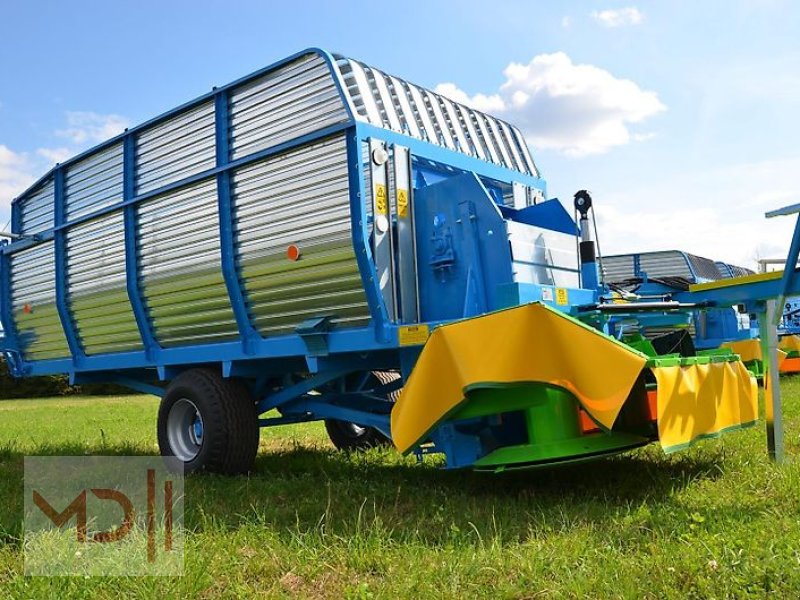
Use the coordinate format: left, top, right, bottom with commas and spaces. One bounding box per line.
454, 103, 486, 160
387, 76, 421, 138
66, 211, 143, 355
65, 143, 124, 220
368, 68, 403, 132
345, 61, 383, 126
137, 177, 239, 346
232, 133, 370, 335
405, 84, 438, 144
135, 101, 216, 194
19, 178, 55, 234
333, 56, 537, 176
229, 54, 348, 160
9, 241, 70, 360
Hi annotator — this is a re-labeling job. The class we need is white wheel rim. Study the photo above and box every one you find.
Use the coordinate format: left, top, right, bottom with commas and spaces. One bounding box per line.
167, 398, 204, 462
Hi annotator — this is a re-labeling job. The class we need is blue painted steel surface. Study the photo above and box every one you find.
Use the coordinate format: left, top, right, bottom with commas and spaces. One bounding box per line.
414, 172, 513, 322
778, 214, 800, 302
0, 243, 20, 367
53, 167, 84, 365
123, 134, 159, 361
214, 90, 259, 354
355, 122, 546, 192
498, 200, 578, 235
346, 132, 389, 341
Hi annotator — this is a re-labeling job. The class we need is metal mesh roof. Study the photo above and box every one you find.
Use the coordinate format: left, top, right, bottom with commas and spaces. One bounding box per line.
333, 56, 539, 178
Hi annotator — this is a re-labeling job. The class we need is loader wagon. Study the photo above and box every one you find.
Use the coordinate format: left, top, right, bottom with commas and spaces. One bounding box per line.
0, 48, 788, 474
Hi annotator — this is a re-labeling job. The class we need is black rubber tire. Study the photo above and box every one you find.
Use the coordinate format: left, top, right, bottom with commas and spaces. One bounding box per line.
324, 419, 391, 451
157, 368, 259, 475
324, 371, 399, 451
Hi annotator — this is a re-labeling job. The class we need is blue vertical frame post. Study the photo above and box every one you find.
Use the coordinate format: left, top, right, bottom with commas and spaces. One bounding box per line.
10, 202, 22, 234
0, 245, 23, 374
347, 129, 390, 341
53, 167, 84, 367
215, 90, 259, 355
122, 133, 159, 361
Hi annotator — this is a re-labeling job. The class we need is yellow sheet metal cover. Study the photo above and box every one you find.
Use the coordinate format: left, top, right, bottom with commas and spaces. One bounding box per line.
390, 303, 649, 453
721, 338, 787, 364
779, 335, 800, 353
652, 361, 758, 453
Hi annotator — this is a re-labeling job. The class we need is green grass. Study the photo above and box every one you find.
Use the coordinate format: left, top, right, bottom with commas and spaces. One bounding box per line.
0, 381, 798, 599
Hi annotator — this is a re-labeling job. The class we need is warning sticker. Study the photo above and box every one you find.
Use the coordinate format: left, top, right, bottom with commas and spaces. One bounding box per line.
397, 189, 409, 218
541, 287, 554, 302
398, 324, 430, 346
375, 184, 388, 215
556, 288, 569, 305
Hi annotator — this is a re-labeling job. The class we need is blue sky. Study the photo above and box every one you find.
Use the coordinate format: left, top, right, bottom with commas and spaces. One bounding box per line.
1, 0, 799, 267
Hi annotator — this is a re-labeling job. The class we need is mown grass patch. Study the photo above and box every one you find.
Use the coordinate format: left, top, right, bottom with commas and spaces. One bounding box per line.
0, 381, 798, 598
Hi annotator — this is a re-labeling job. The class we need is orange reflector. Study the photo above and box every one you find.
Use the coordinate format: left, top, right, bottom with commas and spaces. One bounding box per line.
287, 245, 301, 261
579, 409, 600, 434
780, 356, 800, 373
646, 389, 658, 421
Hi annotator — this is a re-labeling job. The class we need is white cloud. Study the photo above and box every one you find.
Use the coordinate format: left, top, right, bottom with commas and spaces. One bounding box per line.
0, 145, 37, 227
36, 147, 74, 165
561, 16, 572, 28
56, 111, 129, 144
433, 82, 505, 113
592, 156, 800, 269
436, 52, 666, 156
591, 7, 644, 27
1, 110, 131, 226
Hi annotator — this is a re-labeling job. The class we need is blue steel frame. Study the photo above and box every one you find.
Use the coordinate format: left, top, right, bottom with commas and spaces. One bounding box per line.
53, 166, 84, 366
0, 242, 21, 369
214, 89, 260, 355
0, 49, 546, 407
123, 133, 159, 361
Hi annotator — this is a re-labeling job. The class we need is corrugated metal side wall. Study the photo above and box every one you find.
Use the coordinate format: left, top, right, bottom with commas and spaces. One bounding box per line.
137, 177, 239, 347
233, 134, 370, 335
229, 54, 348, 161
66, 212, 143, 355
135, 101, 217, 195
10, 242, 71, 360
19, 178, 55, 234
65, 143, 124, 220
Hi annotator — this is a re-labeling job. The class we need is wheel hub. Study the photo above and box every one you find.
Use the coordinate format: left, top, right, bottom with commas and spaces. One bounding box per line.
167, 398, 204, 462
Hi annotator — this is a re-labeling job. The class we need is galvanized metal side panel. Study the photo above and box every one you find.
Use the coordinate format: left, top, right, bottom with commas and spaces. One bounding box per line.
66, 211, 143, 355
601, 255, 636, 284
10, 242, 70, 360
65, 143, 124, 221
138, 177, 239, 347
334, 56, 540, 177
233, 134, 370, 335
135, 101, 216, 194
507, 221, 579, 288
19, 178, 55, 234
229, 54, 348, 161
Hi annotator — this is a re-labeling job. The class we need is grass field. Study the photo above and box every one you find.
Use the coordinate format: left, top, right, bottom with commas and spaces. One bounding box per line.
0, 381, 798, 599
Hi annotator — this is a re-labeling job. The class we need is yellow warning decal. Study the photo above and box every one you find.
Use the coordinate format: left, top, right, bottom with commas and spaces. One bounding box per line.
556, 288, 569, 305
398, 324, 430, 346
397, 189, 409, 218
375, 184, 388, 215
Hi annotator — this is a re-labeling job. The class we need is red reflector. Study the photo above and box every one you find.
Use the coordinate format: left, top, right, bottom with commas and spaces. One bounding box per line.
287, 245, 301, 261
646, 390, 658, 421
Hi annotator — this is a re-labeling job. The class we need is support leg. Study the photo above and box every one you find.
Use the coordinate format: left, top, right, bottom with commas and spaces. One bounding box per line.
760, 300, 785, 462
